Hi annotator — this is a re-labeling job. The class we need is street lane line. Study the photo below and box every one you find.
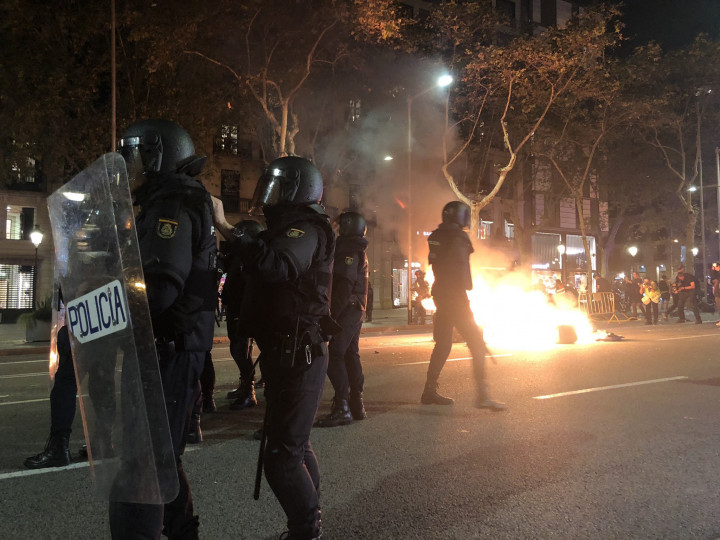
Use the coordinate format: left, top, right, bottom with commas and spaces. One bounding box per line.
0, 446, 201, 481
0, 462, 89, 480
0, 398, 50, 406
399, 354, 512, 366
533, 376, 688, 400
658, 334, 719, 341
0, 372, 47, 379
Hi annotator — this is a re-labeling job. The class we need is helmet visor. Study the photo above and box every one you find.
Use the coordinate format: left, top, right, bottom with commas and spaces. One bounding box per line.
117, 137, 145, 186
249, 175, 283, 215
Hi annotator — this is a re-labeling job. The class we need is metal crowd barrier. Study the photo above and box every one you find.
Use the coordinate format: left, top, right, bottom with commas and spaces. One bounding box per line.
578, 291, 628, 323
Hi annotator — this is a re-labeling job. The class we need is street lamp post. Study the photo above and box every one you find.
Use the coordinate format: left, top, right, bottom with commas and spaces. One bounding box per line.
628, 245, 638, 274
716, 147, 720, 262
30, 227, 43, 309
406, 74, 453, 324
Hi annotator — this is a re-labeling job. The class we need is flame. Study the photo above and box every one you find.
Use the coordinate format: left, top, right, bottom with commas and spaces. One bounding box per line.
420, 266, 595, 351
395, 198, 406, 209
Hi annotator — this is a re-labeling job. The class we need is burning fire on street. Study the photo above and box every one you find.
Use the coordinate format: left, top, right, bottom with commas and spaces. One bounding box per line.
420, 266, 600, 351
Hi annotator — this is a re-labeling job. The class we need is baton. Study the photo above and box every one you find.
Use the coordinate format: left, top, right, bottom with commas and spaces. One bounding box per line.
253, 399, 268, 500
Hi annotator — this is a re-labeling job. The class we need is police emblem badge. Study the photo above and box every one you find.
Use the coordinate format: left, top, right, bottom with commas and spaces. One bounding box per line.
286, 228, 305, 238
157, 218, 178, 239
345, 256, 354, 265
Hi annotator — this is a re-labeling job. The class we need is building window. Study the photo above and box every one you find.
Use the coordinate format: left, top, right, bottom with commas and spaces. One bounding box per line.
496, 0, 516, 22
220, 170, 241, 213
0, 264, 34, 309
215, 125, 237, 155
479, 220, 493, 240
540, 0, 557, 27
5, 206, 34, 240
347, 99, 362, 123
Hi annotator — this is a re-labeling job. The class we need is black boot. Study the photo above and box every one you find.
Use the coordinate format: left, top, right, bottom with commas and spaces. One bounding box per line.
186, 413, 203, 444
348, 391, 367, 420
476, 384, 507, 411
227, 379, 242, 399
421, 381, 454, 405
229, 377, 257, 410
24, 433, 71, 469
315, 398, 353, 427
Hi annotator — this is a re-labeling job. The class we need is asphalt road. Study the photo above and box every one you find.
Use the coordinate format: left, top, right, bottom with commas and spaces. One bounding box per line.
1, 322, 720, 539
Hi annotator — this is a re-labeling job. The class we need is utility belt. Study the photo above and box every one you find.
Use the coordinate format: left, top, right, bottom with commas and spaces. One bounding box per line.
278, 322, 325, 369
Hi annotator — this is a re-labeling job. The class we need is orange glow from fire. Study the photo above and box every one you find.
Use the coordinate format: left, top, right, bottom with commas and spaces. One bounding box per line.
420, 266, 595, 350
395, 198, 406, 209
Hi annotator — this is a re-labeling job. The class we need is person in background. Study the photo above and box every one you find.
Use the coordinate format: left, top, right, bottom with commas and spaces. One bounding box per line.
421, 201, 506, 411
658, 274, 671, 321
674, 265, 702, 324
593, 273, 611, 293
641, 278, 661, 325
316, 211, 369, 428
711, 262, 720, 326
221, 220, 265, 411
24, 295, 73, 469
412, 269, 431, 325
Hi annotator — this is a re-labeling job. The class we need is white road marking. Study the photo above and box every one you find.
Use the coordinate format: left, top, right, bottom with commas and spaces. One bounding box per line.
398, 354, 512, 366
0, 372, 48, 379
0, 398, 50, 406
0, 462, 89, 479
533, 376, 688, 400
0, 358, 49, 365
0, 445, 201, 481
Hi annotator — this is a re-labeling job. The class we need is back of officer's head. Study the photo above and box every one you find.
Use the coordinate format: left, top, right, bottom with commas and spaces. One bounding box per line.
119, 119, 205, 179
441, 201, 471, 229
337, 211, 367, 237
250, 156, 323, 215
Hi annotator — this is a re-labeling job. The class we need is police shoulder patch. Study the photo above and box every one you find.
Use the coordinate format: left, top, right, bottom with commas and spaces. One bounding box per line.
286, 228, 305, 239
157, 218, 179, 239
344, 256, 354, 265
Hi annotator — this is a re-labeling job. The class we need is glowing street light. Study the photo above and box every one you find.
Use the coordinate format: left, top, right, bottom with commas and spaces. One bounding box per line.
30, 227, 43, 309
406, 73, 453, 324
628, 245, 638, 273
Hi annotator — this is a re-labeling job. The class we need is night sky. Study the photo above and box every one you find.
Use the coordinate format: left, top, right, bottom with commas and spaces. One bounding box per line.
620, 0, 720, 51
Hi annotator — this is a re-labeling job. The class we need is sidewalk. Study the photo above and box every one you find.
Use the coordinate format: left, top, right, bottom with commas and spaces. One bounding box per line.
0, 307, 423, 357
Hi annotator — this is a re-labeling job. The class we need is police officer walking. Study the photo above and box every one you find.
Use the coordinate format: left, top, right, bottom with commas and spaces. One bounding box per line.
316, 211, 369, 428
112, 119, 217, 539
213, 156, 334, 540
421, 201, 507, 411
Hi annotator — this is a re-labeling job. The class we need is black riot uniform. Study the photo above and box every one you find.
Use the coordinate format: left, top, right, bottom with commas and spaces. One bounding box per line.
228, 156, 334, 540
111, 119, 217, 540
222, 220, 264, 410
422, 201, 506, 411
316, 211, 369, 428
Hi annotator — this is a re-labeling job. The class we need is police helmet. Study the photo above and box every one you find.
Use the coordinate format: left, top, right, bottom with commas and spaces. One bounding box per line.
118, 119, 205, 177
250, 156, 323, 214
441, 201, 471, 229
337, 211, 367, 237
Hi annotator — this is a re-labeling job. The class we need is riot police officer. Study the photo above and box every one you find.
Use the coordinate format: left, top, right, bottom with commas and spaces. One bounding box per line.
422, 201, 506, 411
316, 211, 369, 428
112, 119, 217, 539
213, 156, 335, 540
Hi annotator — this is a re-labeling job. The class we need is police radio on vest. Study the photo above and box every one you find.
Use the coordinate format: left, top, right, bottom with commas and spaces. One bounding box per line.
66, 280, 129, 343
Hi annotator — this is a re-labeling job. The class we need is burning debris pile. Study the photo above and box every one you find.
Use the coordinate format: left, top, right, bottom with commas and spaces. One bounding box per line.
421, 265, 599, 350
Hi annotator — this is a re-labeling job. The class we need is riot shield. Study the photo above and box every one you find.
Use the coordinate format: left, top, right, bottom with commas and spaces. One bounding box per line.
47, 153, 178, 504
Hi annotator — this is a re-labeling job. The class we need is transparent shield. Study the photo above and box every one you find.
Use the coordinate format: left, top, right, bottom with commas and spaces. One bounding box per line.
46, 153, 178, 504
